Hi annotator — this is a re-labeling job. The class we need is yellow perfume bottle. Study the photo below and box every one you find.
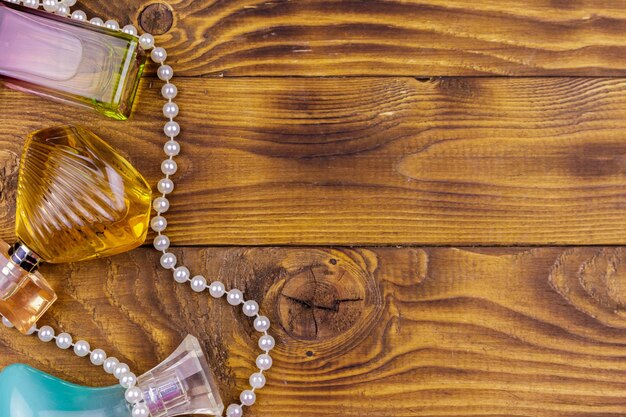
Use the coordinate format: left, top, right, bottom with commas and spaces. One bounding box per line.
0, 125, 152, 333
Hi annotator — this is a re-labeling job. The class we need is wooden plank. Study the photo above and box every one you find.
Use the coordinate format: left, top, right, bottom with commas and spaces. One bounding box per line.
2, 246, 626, 416
3, 77, 626, 246
77, 0, 626, 76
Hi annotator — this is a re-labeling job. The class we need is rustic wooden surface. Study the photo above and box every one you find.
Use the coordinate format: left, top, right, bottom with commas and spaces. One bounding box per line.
3, 247, 626, 417
82, 0, 626, 76
3, 0, 626, 416
3, 77, 626, 245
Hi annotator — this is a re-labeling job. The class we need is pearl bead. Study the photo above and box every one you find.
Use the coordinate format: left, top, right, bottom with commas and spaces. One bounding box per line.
120, 372, 137, 388
157, 65, 174, 81
164, 121, 180, 137
42, 0, 59, 12
254, 316, 271, 332
209, 281, 225, 298
71, 10, 86, 20
23, 0, 38, 7
122, 25, 138, 36
132, 403, 150, 417
256, 353, 273, 370
164, 140, 180, 156
125, 386, 143, 404
227, 289, 243, 305
114, 363, 130, 380
105, 20, 120, 30
243, 300, 259, 317
151, 47, 167, 63
191, 275, 207, 292
55, 4, 69, 15
259, 335, 275, 351
25, 325, 37, 335
160, 252, 177, 269
163, 102, 179, 119
226, 404, 243, 417
90, 17, 104, 26
74, 340, 91, 357
240, 389, 256, 406
161, 159, 178, 175
158, 178, 175, 194
55, 332, 72, 349
103, 357, 120, 374
62, 0, 77, 6
151, 215, 168, 232
2, 317, 13, 328
38, 326, 55, 342
153, 196, 170, 213
139, 33, 155, 50
250, 372, 266, 389
153, 234, 170, 251
173, 266, 190, 283
162, 84, 178, 99
90, 349, 107, 366
113, 363, 130, 379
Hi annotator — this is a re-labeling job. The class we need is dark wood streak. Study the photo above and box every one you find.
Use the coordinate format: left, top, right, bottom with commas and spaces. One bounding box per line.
2, 77, 626, 245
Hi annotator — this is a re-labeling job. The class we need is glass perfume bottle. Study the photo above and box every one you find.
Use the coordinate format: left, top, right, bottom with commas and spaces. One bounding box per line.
0, 125, 152, 333
0, 336, 225, 417
0, 1, 146, 120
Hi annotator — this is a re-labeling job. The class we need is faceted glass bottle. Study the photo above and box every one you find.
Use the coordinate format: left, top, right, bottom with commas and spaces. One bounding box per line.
0, 1, 146, 120
0, 125, 151, 333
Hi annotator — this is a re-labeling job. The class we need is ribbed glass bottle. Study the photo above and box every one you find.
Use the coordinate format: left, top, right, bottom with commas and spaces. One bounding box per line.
0, 125, 151, 333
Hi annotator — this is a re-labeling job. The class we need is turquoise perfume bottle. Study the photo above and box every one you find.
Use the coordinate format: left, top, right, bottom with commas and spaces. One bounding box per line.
0, 364, 130, 417
0, 336, 224, 417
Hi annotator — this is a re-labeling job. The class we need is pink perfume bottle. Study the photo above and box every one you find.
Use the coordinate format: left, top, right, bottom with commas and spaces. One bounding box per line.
137, 335, 225, 416
0, 1, 146, 120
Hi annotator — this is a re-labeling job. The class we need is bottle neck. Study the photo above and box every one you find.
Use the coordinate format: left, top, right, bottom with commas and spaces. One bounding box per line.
9, 241, 42, 272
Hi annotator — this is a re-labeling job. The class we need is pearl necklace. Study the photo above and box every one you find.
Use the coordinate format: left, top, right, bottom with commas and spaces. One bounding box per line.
0, 1, 273, 416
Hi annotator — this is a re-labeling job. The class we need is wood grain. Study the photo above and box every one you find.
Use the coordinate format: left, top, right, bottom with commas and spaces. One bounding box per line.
2, 77, 626, 245
75, 0, 626, 76
2, 247, 626, 416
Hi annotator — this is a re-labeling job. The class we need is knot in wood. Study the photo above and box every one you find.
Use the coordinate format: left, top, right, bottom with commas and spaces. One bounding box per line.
550, 248, 626, 328
279, 264, 365, 341
139, 3, 173, 35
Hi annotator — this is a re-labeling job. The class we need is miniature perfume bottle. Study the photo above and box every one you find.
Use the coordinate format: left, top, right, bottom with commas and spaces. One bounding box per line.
138, 335, 225, 416
0, 1, 146, 120
0, 125, 152, 333
0, 336, 225, 417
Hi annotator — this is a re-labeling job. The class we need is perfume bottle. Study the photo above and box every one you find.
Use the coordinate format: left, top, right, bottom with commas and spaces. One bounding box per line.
0, 336, 225, 417
138, 335, 224, 416
0, 364, 130, 417
0, 1, 146, 120
0, 125, 152, 333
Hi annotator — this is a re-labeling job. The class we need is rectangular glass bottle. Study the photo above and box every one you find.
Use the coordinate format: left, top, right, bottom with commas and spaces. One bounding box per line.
0, 2, 146, 120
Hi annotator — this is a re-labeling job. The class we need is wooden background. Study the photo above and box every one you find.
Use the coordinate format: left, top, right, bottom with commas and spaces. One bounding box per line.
2, 0, 626, 416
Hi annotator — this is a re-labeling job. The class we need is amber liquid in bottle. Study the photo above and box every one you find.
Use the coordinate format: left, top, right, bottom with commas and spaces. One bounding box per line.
0, 125, 152, 333
16, 126, 152, 263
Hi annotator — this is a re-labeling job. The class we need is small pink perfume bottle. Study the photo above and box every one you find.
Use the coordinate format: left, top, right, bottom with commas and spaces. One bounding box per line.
0, 1, 146, 119
137, 335, 225, 416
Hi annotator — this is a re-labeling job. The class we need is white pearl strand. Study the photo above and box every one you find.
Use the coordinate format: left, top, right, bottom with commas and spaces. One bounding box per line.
0, 1, 274, 416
